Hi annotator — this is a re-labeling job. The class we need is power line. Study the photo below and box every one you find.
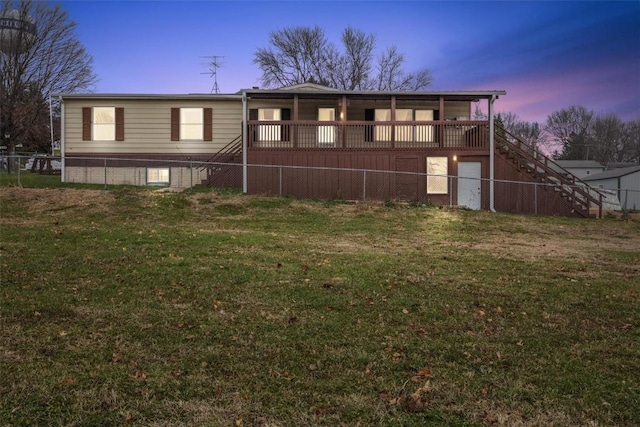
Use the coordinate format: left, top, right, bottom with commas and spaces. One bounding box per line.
200, 55, 225, 94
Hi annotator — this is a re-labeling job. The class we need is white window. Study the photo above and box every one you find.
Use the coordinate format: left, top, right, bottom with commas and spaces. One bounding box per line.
395, 109, 413, 142
317, 108, 336, 146
147, 168, 170, 186
375, 109, 413, 141
415, 110, 435, 142
93, 107, 115, 141
258, 108, 281, 141
427, 157, 448, 194
180, 108, 203, 140
375, 109, 391, 141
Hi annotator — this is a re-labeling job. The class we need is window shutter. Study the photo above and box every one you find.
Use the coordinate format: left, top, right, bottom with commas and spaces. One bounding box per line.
203, 108, 213, 141
82, 107, 92, 141
280, 108, 291, 142
171, 108, 180, 141
249, 109, 258, 143
115, 107, 125, 141
364, 109, 374, 142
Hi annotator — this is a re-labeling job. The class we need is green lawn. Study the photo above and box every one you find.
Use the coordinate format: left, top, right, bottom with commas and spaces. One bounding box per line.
1, 183, 639, 426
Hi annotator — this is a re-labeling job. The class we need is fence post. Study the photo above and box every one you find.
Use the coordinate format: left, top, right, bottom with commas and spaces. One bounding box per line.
279, 166, 282, 196
190, 160, 193, 188
362, 170, 367, 200
17, 156, 21, 186
449, 176, 453, 207
104, 157, 107, 190
534, 183, 538, 215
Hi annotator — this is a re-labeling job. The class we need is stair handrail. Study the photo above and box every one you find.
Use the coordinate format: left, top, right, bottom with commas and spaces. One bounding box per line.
195, 134, 243, 172
494, 125, 603, 216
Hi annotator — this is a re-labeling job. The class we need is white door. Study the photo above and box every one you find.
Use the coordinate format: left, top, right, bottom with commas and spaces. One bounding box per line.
458, 162, 482, 210
317, 108, 336, 146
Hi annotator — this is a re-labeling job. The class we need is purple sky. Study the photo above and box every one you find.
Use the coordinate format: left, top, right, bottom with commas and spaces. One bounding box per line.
59, 0, 640, 124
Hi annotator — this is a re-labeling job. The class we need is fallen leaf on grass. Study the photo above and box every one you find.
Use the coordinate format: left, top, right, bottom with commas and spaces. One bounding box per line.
132, 371, 147, 380
417, 368, 431, 377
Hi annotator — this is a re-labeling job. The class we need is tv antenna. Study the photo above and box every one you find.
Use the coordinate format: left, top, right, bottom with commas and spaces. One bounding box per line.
201, 55, 225, 94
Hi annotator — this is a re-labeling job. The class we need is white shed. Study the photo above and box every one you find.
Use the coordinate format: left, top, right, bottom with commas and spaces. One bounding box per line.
583, 166, 640, 210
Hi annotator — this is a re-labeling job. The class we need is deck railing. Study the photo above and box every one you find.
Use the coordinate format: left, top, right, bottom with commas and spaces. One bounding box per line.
248, 121, 489, 150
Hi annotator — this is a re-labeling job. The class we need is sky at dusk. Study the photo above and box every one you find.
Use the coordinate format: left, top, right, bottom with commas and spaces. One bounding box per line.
58, 0, 640, 124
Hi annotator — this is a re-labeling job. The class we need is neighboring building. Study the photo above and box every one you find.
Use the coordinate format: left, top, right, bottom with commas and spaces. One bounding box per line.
57, 84, 604, 217
554, 160, 605, 179
583, 166, 640, 210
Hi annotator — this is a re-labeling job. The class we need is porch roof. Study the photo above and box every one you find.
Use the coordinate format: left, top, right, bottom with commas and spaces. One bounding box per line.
243, 87, 506, 101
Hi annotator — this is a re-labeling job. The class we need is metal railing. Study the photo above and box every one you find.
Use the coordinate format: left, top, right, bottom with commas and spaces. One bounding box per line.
248, 121, 489, 150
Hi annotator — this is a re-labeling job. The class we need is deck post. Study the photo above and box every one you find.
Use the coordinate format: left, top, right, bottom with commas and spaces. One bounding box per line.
489, 95, 496, 212
390, 96, 396, 149
438, 96, 445, 147
242, 92, 248, 194
293, 94, 299, 148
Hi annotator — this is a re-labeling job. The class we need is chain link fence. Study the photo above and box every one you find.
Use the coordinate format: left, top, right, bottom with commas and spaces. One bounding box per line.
2, 155, 637, 215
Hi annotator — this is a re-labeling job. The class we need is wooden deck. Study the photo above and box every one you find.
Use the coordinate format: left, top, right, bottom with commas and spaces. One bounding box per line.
248, 121, 489, 150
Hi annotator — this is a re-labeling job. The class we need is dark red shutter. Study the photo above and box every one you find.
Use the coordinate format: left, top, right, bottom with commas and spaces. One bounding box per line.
203, 108, 213, 141
280, 108, 291, 142
171, 108, 180, 141
364, 109, 374, 142
115, 107, 124, 141
82, 107, 91, 141
249, 109, 258, 143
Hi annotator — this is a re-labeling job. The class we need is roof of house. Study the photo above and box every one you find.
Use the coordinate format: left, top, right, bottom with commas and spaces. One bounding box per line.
56, 84, 506, 101
243, 85, 506, 100
555, 160, 605, 169
582, 165, 640, 181
55, 93, 243, 100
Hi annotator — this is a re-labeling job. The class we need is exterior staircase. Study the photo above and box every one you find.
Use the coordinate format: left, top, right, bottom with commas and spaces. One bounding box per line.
494, 127, 603, 218
198, 135, 243, 187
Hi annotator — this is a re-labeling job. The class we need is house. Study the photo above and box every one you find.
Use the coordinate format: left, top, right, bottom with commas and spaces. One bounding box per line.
582, 166, 640, 210
57, 84, 604, 217
554, 160, 605, 179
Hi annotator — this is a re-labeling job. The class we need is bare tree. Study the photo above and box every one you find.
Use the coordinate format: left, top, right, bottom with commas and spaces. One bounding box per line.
620, 119, 640, 164
496, 111, 547, 152
545, 105, 594, 160
590, 114, 624, 164
254, 25, 432, 91
1, 0, 97, 160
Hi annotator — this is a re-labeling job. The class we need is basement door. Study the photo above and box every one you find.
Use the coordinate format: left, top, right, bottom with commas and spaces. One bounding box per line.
457, 162, 482, 210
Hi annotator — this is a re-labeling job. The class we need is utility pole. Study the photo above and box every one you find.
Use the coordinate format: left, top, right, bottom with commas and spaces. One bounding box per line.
201, 55, 225, 94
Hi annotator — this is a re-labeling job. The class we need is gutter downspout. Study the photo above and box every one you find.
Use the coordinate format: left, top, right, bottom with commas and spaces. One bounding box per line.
59, 96, 65, 182
242, 91, 247, 194
48, 95, 54, 154
489, 94, 496, 212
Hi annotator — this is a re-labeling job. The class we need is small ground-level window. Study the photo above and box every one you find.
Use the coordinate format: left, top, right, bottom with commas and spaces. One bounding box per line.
426, 156, 448, 194
147, 168, 170, 186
